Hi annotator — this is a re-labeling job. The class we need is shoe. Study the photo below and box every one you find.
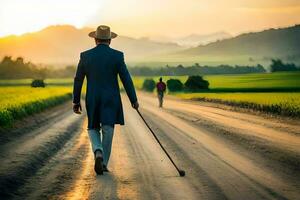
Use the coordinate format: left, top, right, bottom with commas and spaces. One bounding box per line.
103, 165, 109, 172
94, 150, 103, 175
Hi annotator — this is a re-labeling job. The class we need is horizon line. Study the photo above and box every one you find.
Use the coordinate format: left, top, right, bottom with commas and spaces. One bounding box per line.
0, 23, 299, 40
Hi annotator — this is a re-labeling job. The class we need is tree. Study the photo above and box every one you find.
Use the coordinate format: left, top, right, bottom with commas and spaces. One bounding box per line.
31, 79, 45, 87
142, 79, 156, 92
167, 79, 183, 92
270, 59, 299, 72
184, 76, 209, 91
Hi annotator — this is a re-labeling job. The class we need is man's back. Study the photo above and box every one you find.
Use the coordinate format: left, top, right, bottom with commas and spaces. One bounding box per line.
73, 43, 137, 128
82, 44, 122, 94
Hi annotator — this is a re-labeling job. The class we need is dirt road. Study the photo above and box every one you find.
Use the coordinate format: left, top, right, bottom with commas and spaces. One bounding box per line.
0, 93, 299, 200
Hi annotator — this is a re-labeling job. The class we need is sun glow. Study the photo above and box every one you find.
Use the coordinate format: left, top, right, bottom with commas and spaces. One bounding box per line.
0, 0, 102, 37
0, 0, 299, 38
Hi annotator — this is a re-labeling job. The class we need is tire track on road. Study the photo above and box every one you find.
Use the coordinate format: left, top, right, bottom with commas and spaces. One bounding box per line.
165, 107, 300, 172
140, 103, 299, 199
0, 109, 85, 199
16, 119, 91, 199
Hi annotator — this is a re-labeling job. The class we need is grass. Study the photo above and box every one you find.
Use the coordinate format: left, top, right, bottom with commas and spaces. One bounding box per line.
0, 86, 72, 127
174, 92, 300, 117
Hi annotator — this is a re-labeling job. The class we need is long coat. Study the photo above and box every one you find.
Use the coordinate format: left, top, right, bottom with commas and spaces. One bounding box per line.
73, 44, 137, 129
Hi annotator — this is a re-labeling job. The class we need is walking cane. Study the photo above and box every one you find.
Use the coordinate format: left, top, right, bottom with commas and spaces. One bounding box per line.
136, 109, 186, 177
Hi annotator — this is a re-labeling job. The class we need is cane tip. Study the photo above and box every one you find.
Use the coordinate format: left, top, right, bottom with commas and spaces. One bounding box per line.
179, 170, 185, 177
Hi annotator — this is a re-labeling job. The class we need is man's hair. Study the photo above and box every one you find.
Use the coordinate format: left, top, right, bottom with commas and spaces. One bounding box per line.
159, 77, 162, 82
95, 38, 111, 43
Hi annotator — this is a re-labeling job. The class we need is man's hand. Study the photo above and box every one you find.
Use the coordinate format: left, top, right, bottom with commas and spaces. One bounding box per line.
132, 101, 139, 110
73, 103, 82, 114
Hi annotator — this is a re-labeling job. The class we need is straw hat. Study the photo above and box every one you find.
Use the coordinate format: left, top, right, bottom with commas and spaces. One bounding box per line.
88, 25, 118, 39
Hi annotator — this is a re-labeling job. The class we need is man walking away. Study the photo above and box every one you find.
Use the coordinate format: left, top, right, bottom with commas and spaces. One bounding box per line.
156, 77, 166, 107
73, 25, 139, 175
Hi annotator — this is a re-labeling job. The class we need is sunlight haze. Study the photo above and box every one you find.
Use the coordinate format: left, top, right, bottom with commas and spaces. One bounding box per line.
0, 0, 299, 39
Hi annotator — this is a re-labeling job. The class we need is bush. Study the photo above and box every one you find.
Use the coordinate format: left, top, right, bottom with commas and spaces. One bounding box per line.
184, 76, 209, 91
142, 79, 156, 92
167, 79, 183, 92
31, 79, 45, 87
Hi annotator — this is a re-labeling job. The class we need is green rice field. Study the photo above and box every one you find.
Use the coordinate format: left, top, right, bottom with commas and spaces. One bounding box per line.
0, 86, 72, 126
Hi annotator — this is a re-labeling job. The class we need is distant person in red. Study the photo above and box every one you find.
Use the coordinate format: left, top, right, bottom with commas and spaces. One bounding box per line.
156, 77, 166, 107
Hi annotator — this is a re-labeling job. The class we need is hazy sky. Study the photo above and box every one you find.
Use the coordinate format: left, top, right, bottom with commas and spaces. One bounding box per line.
0, 0, 299, 38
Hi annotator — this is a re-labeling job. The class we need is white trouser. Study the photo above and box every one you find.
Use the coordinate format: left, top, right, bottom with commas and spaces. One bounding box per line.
88, 125, 114, 166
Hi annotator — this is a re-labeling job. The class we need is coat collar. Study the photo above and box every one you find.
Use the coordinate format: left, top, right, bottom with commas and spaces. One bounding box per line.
97, 43, 110, 48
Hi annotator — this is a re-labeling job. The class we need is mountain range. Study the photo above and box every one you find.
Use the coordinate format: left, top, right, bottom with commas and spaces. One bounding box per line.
0, 24, 299, 66
0, 25, 184, 66
175, 32, 231, 47
167, 25, 300, 65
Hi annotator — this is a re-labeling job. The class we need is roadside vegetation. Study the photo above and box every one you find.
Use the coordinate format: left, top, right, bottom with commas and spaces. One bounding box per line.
167, 79, 184, 92
0, 86, 72, 127
175, 92, 300, 117
142, 79, 156, 92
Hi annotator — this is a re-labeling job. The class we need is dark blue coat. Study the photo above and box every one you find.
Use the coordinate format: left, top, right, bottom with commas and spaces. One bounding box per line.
73, 44, 137, 129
